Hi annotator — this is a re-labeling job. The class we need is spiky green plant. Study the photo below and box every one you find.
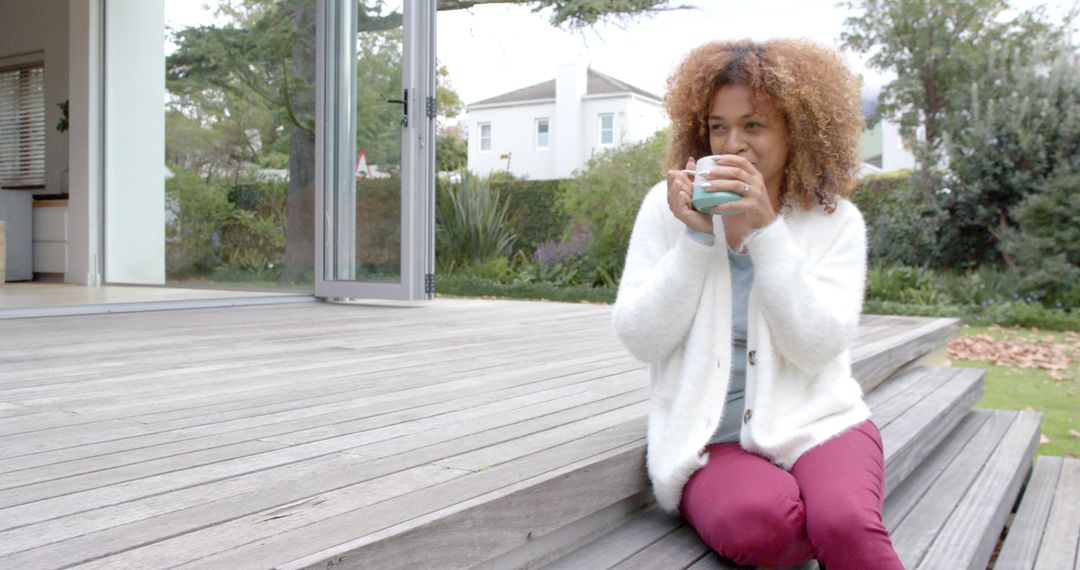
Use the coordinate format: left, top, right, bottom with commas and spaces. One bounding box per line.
436, 174, 517, 269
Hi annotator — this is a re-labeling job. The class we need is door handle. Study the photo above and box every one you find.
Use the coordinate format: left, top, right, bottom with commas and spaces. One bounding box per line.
386, 89, 408, 127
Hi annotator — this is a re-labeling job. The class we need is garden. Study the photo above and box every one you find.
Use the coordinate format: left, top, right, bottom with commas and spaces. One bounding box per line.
161, 0, 1078, 458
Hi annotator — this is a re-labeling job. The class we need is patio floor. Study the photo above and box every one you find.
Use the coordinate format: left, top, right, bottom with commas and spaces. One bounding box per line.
0, 299, 942, 568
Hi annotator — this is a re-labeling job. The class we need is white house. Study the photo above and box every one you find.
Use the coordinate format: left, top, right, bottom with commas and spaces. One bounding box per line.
858, 95, 917, 175
465, 64, 666, 180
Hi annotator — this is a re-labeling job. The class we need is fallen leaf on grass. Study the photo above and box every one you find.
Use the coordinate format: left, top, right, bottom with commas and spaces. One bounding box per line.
1069, 429, 1080, 439
1040, 434, 1051, 445
948, 333, 1072, 373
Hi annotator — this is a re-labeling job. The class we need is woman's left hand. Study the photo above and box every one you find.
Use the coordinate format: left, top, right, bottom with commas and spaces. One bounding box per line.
698, 155, 778, 229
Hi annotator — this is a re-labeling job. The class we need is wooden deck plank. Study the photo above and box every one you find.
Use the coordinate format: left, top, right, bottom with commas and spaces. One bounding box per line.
609, 524, 709, 569
0, 356, 640, 485
541, 366, 984, 570
0, 323, 613, 408
913, 411, 1040, 569
1033, 457, 1079, 570
995, 456, 1064, 570
0, 338, 630, 468
0, 380, 645, 531
0, 301, 955, 569
541, 506, 683, 570
850, 317, 960, 393
39, 339, 622, 433
886, 410, 1013, 566
0, 302, 604, 379
0, 386, 647, 562
877, 368, 984, 495
73, 423, 646, 569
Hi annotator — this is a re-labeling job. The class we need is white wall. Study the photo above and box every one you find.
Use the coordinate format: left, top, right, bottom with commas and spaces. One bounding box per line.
468, 102, 558, 179
554, 62, 587, 178
882, 119, 916, 172
627, 96, 667, 146
468, 93, 666, 180
582, 96, 629, 161
0, 0, 70, 199
103, 0, 165, 284
466, 64, 667, 181
67, 0, 103, 285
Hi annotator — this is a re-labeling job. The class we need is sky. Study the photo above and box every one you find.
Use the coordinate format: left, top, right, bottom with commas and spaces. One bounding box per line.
165, 0, 1077, 108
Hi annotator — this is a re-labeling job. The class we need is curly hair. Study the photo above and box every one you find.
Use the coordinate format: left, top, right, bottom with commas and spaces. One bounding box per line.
664, 39, 864, 212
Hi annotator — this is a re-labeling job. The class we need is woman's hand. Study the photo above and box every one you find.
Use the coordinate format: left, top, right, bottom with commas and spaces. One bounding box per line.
666, 157, 713, 234
699, 155, 778, 229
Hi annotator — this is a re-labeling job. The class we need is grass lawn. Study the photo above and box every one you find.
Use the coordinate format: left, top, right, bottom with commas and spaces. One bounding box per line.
951, 325, 1079, 458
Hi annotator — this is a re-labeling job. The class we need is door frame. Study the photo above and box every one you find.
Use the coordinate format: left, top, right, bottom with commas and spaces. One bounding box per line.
314, 0, 435, 301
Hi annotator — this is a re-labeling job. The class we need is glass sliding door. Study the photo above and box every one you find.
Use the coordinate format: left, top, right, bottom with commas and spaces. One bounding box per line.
315, 0, 434, 301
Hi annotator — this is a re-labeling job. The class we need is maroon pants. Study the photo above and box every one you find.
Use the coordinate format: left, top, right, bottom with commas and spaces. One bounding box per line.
679, 420, 904, 569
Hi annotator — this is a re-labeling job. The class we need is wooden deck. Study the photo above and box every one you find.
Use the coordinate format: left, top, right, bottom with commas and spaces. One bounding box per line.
0, 299, 955, 569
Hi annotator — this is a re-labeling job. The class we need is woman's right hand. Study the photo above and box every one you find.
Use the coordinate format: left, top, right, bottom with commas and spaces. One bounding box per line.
666, 157, 713, 234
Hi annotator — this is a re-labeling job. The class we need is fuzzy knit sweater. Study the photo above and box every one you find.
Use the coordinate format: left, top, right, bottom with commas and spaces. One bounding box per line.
612, 181, 871, 513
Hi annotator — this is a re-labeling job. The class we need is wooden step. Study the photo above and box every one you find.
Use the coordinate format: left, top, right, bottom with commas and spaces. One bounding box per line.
851, 315, 960, 393
994, 455, 1080, 570
248, 326, 969, 570
887, 409, 1041, 569
0, 304, 959, 569
535, 366, 984, 570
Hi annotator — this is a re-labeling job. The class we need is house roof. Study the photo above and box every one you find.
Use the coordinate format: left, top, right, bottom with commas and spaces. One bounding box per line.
468, 68, 661, 107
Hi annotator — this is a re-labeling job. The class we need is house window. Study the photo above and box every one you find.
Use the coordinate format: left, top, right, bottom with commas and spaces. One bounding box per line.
479, 122, 491, 152
0, 64, 45, 188
535, 118, 549, 149
599, 113, 614, 146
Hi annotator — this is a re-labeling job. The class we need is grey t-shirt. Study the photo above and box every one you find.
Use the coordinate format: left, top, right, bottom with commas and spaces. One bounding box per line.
709, 244, 754, 444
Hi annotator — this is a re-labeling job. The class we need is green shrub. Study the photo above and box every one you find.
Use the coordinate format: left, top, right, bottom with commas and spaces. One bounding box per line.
437, 274, 616, 304
456, 256, 516, 283
220, 209, 285, 276
865, 265, 938, 304
999, 164, 1080, 309
971, 301, 1079, 330
562, 129, 668, 279
355, 177, 402, 276
850, 170, 946, 267
863, 263, 1079, 330
864, 299, 1079, 331
490, 179, 568, 255
219, 177, 287, 277
436, 174, 517, 269
940, 42, 1080, 270
165, 168, 232, 277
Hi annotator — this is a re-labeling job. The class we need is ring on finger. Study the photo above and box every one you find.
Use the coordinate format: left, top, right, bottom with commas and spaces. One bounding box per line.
742, 182, 750, 194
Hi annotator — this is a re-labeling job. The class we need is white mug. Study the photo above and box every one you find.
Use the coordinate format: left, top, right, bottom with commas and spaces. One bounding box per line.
686, 155, 742, 215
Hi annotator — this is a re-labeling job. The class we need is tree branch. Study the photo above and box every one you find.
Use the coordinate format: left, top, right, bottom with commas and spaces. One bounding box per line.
357, 0, 691, 32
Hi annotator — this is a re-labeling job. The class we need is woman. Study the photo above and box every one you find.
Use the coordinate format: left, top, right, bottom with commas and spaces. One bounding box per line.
611, 39, 904, 569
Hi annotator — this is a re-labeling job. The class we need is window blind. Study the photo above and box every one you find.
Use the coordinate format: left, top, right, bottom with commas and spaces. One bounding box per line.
0, 64, 46, 188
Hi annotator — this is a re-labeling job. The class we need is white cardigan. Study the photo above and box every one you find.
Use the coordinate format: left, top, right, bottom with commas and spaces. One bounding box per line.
612, 182, 871, 513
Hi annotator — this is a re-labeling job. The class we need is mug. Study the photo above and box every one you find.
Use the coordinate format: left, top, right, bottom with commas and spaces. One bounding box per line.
686, 155, 742, 215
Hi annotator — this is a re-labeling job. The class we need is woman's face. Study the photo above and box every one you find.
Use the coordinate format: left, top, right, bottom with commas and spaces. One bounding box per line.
707, 84, 789, 191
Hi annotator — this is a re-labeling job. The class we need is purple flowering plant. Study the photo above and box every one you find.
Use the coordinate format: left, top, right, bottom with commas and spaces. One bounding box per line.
533, 224, 594, 265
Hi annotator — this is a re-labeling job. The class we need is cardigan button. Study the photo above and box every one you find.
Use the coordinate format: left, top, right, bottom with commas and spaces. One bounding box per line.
743, 409, 752, 424
747, 350, 757, 365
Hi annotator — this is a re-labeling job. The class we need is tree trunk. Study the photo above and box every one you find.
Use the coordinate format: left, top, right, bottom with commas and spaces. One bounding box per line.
283, 1, 317, 283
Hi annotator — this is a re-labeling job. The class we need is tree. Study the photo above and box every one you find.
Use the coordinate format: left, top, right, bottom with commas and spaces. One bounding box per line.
561, 128, 668, 278
840, 0, 1069, 196
936, 42, 1080, 270
169, 0, 689, 282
